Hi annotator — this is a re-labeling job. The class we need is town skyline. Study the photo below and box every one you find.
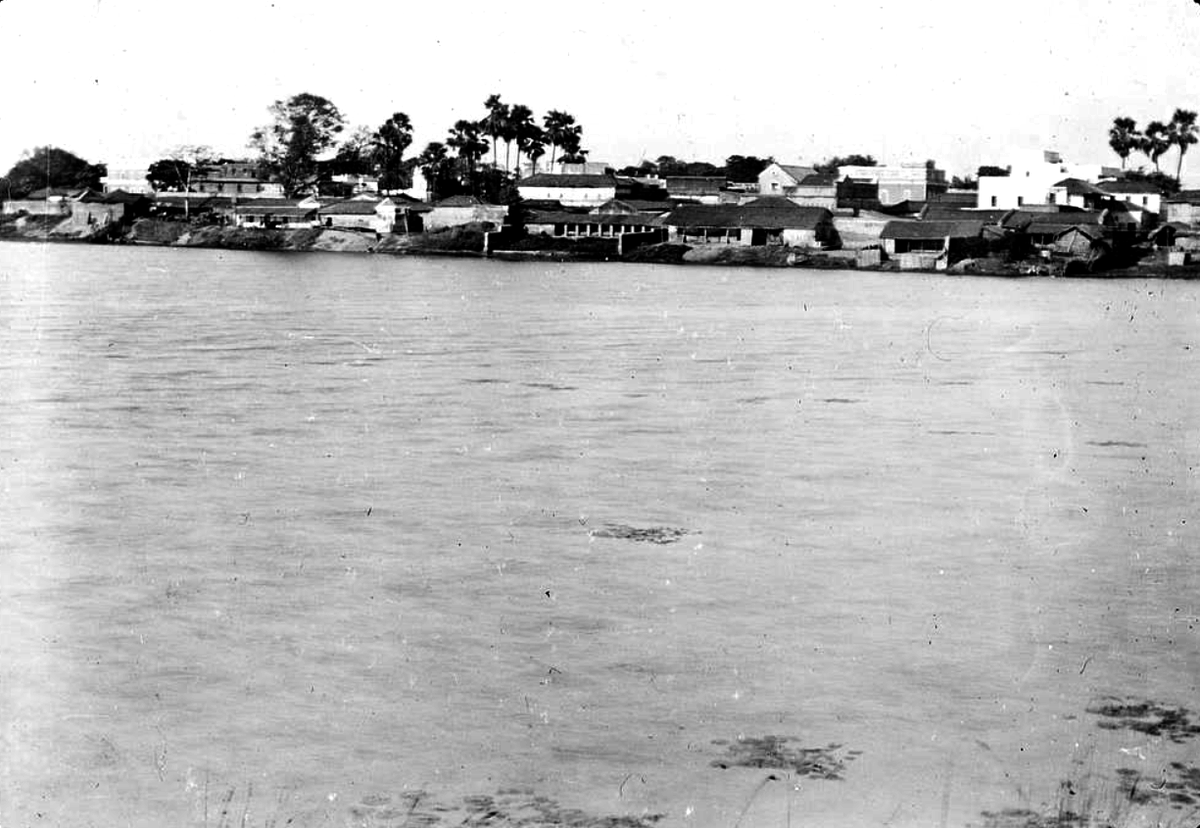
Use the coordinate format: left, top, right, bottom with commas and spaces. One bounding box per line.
4, 0, 1200, 182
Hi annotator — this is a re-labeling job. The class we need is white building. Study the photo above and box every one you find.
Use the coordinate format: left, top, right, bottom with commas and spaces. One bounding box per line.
837, 162, 947, 205
101, 168, 153, 194
977, 151, 1121, 209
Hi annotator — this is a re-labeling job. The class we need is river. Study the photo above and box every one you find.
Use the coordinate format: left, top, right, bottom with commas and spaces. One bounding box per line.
2, 243, 1198, 828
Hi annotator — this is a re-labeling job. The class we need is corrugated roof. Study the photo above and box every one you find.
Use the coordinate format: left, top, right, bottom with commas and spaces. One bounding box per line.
880, 219, 985, 240
663, 200, 831, 230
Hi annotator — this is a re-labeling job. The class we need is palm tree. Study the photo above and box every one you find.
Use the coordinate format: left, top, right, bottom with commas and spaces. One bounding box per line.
446, 119, 489, 195
482, 94, 508, 169
516, 120, 545, 177
416, 141, 448, 202
1141, 121, 1172, 172
542, 110, 577, 171
506, 104, 534, 174
1108, 117, 1140, 170
373, 112, 413, 192
1168, 108, 1199, 179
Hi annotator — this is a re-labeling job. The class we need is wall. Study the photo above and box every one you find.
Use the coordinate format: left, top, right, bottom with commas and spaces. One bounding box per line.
516, 185, 615, 207
71, 202, 125, 226
2, 199, 72, 216
758, 165, 800, 195
425, 204, 508, 231
1164, 202, 1200, 224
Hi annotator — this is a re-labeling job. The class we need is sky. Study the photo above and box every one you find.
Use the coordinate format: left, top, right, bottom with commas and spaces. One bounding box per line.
3, 0, 1200, 180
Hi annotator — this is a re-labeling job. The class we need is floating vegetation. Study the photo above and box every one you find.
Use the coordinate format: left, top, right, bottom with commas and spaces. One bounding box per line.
1113, 764, 1200, 810
709, 735, 857, 781
1086, 440, 1147, 448
522, 382, 578, 391
347, 788, 665, 828
589, 524, 689, 545
1086, 697, 1200, 743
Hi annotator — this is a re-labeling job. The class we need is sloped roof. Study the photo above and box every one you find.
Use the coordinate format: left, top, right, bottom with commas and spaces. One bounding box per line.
880, 219, 985, 240
664, 176, 726, 194
26, 187, 85, 200
233, 198, 310, 209
236, 205, 317, 218
1097, 179, 1162, 195
797, 173, 837, 187
1166, 189, 1200, 203
103, 189, 149, 205
921, 206, 1011, 224
321, 199, 388, 215
1051, 178, 1110, 197
434, 195, 490, 207
1054, 224, 1105, 241
517, 174, 619, 188
1003, 209, 1103, 230
527, 211, 660, 226
662, 200, 831, 230
773, 164, 816, 184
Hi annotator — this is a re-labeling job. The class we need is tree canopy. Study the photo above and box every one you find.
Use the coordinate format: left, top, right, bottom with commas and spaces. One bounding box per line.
2, 146, 106, 198
374, 112, 414, 191
249, 92, 346, 196
813, 154, 877, 174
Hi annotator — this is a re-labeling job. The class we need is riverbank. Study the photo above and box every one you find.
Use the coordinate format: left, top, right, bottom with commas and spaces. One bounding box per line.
4, 215, 1200, 278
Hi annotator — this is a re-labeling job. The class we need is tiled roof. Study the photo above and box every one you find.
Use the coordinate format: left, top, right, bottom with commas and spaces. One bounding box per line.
880, 219, 985, 240
1096, 179, 1163, 195
517, 174, 619, 188
775, 164, 815, 184
662, 200, 832, 230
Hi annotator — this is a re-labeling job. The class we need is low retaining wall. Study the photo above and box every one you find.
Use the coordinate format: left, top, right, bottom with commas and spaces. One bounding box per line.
617, 229, 667, 257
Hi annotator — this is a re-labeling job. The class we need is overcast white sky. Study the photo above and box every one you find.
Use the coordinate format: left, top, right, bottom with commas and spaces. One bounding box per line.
3, 0, 1200, 178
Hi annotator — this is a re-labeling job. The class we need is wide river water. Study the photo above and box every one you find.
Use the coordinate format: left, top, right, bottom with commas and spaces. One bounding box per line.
2, 243, 1198, 828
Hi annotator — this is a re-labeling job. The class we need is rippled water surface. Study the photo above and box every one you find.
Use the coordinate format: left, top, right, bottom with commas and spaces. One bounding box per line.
3, 243, 1199, 828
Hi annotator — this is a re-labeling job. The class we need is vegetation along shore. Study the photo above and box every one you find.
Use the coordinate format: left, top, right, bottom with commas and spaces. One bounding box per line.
4, 91, 1200, 277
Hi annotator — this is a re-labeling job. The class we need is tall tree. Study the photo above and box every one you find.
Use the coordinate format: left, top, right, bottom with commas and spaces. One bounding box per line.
724, 155, 773, 182
482, 94, 509, 170
249, 92, 346, 196
146, 144, 215, 219
333, 126, 377, 176
506, 104, 534, 174
813, 154, 877, 174
374, 112, 414, 192
1108, 116, 1140, 170
2, 146, 106, 198
1168, 108, 1199, 180
1141, 121, 1172, 172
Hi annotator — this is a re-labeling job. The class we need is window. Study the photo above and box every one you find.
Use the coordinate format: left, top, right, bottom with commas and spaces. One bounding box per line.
1017, 196, 1025, 206
990, 196, 997, 207
771, 182, 778, 192
1143, 196, 1148, 205
1048, 193, 1056, 204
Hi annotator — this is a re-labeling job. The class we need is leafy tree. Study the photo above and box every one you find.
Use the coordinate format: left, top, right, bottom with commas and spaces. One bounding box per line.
813, 154, 877, 174
249, 92, 346, 196
1168, 108, 1199, 180
1, 146, 107, 198
1120, 169, 1181, 195
977, 165, 1010, 178
1140, 121, 1171, 172
1108, 116, 1141, 169
724, 155, 773, 182
374, 112, 414, 191
332, 126, 377, 176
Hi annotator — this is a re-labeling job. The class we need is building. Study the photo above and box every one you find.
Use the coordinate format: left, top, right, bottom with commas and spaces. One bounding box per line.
663, 176, 725, 204
1, 187, 80, 216
837, 162, 948, 205
879, 219, 988, 255
194, 159, 285, 199
517, 174, 618, 207
424, 195, 508, 231
1164, 190, 1200, 225
1097, 179, 1163, 214
757, 163, 818, 196
233, 197, 320, 229
524, 210, 661, 238
318, 197, 401, 234
661, 197, 836, 247
977, 151, 1121, 209
785, 173, 838, 209
1046, 178, 1112, 210
101, 167, 153, 195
